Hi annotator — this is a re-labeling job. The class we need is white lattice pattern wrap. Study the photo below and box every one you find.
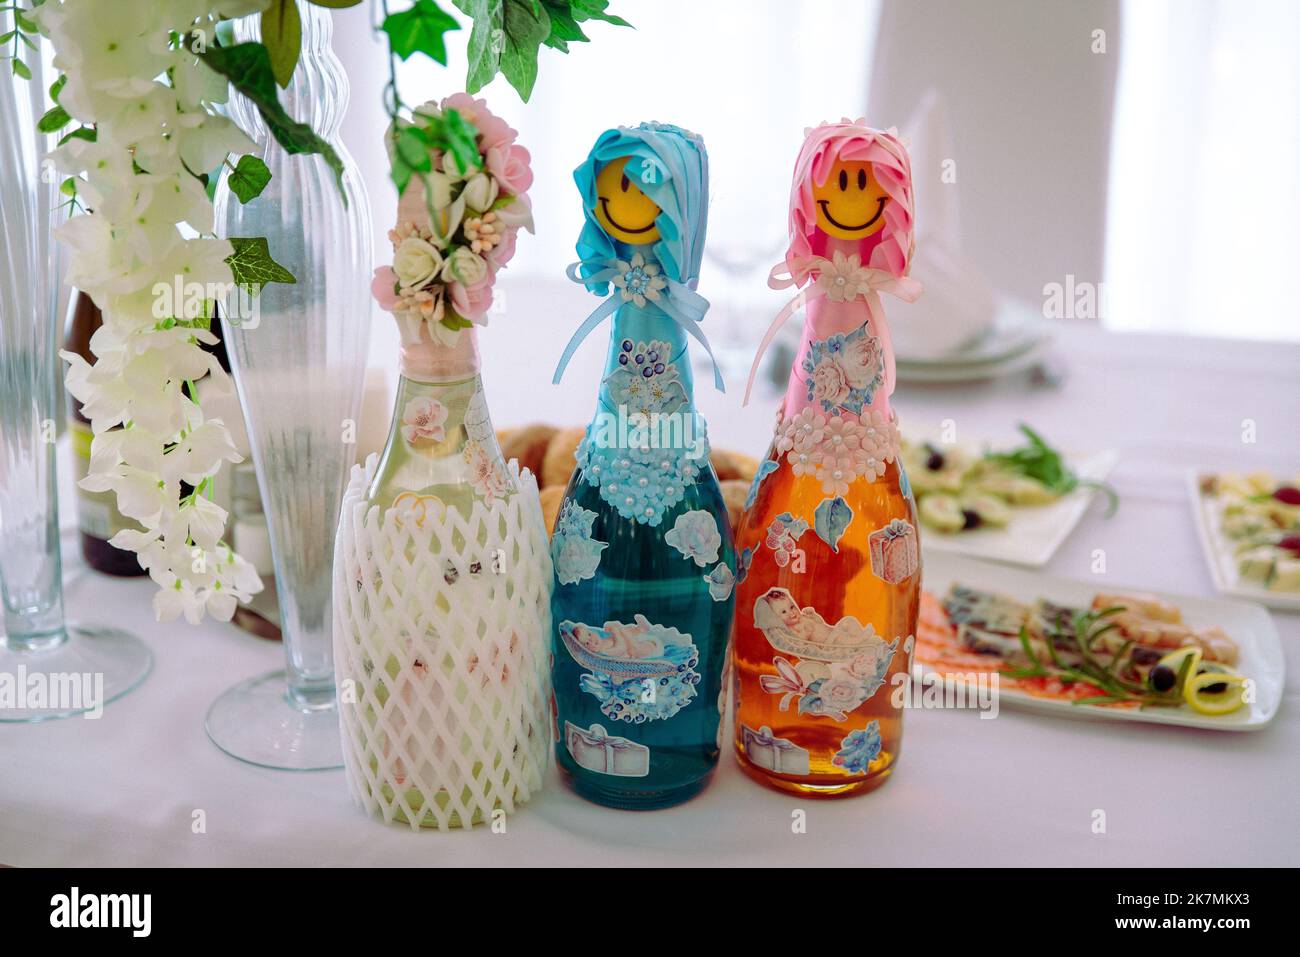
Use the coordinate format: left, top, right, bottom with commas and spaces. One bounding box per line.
332, 454, 554, 830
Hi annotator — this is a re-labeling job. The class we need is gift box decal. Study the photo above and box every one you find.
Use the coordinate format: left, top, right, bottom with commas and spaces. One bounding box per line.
565, 722, 650, 777
741, 724, 811, 776
869, 519, 918, 584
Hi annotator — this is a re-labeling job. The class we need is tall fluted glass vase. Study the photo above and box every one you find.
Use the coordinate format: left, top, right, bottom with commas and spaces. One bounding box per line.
0, 13, 151, 721
208, 2, 372, 768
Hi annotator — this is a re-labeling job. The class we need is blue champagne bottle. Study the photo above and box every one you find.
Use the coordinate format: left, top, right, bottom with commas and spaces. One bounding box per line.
549, 124, 735, 809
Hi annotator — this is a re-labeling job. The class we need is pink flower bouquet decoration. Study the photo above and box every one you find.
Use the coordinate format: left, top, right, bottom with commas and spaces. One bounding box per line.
373, 94, 534, 345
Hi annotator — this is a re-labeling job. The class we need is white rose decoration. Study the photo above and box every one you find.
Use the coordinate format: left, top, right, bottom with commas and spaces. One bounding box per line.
462, 172, 500, 213
393, 237, 443, 290
424, 170, 454, 213
441, 247, 489, 286
441, 151, 470, 181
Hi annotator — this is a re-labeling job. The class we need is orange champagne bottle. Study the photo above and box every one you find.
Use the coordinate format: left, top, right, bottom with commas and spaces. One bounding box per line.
731, 121, 924, 797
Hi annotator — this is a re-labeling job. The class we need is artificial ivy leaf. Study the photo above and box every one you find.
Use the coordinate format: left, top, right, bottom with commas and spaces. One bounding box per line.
228, 155, 272, 203
225, 237, 297, 296
262, 0, 303, 88
571, 0, 630, 27
455, 0, 503, 94
383, 0, 460, 64
540, 0, 587, 52
199, 41, 346, 200
37, 104, 71, 134
499, 0, 551, 101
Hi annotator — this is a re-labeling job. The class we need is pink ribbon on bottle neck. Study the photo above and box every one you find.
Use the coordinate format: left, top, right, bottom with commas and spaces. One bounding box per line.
742, 255, 923, 406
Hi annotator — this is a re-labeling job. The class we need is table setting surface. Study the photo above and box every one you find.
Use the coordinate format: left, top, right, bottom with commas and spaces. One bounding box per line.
3, 302, 1297, 868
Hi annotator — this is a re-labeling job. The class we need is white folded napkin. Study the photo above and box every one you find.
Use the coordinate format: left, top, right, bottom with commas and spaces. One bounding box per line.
889, 91, 998, 361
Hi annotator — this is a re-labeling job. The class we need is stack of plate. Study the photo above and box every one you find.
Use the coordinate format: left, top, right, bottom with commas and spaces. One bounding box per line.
896, 298, 1055, 384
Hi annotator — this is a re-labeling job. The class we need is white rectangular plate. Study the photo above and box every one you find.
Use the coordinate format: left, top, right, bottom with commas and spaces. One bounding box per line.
916, 448, 1119, 568
1187, 470, 1300, 613
918, 553, 1285, 731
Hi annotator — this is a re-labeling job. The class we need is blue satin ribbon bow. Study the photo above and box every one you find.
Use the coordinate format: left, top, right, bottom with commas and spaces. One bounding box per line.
551, 260, 726, 393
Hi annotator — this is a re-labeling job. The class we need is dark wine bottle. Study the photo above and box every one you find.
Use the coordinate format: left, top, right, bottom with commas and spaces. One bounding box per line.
64, 292, 232, 577
63, 290, 146, 576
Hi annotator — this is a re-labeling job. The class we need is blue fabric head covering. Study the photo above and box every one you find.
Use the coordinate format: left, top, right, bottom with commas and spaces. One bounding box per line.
573, 122, 709, 292
555, 123, 723, 391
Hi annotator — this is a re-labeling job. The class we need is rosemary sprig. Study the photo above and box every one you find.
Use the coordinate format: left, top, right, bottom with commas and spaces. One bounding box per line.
985, 424, 1120, 517
998, 606, 1188, 708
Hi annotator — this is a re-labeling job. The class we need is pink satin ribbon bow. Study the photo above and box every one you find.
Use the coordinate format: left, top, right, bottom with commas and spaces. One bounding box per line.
742, 254, 923, 406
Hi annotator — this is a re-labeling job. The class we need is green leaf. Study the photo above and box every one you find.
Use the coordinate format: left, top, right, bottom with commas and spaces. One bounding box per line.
261, 0, 303, 88
57, 126, 96, 146
456, 0, 503, 94
199, 41, 346, 200
228, 154, 272, 203
12, 58, 31, 80
383, 0, 460, 64
307, 0, 364, 7
49, 74, 65, 103
225, 237, 297, 296
441, 107, 481, 173
390, 124, 430, 194
37, 104, 71, 133
0, 32, 14, 45
14, 11, 37, 32
395, 125, 432, 171
538, 1, 588, 52
570, 0, 630, 27
59, 177, 77, 198
499, 0, 550, 101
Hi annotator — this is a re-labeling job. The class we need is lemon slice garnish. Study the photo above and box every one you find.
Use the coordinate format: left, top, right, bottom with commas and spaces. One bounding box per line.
1183, 670, 1248, 716
1157, 646, 1203, 672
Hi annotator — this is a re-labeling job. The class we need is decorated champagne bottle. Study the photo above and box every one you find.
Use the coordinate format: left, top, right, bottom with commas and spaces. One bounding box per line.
731, 121, 924, 797
333, 94, 551, 829
550, 123, 735, 809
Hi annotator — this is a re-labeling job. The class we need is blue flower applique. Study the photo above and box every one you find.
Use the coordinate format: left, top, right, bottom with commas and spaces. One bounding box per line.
898, 462, 914, 504
551, 500, 608, 585
802, 322, 884, 416
833, 720, 883, 775
577, 411, 711, 527
665, 509, 722, 566
604, 338, 689, 418
745, 458, 780, 510
703, 562, 735, 602
735, 546, 753, 583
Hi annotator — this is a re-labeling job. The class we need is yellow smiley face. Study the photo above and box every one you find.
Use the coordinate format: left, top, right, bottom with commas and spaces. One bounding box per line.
593, 156, 661, 244
813, 160, 889, 240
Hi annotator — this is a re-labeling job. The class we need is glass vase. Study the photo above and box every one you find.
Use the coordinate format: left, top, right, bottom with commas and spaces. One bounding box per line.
208, 2, 373, 769
0, 13, 151, 721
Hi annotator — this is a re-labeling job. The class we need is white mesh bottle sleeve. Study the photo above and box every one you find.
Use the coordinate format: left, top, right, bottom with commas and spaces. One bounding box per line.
333, 454, 554, 831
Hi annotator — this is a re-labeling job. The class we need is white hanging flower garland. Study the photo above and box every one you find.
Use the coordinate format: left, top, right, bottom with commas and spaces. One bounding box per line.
35, 0, 277, 623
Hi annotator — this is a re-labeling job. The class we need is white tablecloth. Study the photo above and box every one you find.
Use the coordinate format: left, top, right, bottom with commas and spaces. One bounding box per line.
3, 288, 1298, 866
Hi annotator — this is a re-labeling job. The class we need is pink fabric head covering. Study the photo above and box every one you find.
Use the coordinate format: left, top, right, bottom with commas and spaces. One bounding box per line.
782, 119, 916, 285
743, 120, 922, 407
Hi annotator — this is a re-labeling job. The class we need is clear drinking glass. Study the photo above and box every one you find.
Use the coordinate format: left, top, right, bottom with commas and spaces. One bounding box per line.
207, 2, 373, 769
0, 13, 151, 721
